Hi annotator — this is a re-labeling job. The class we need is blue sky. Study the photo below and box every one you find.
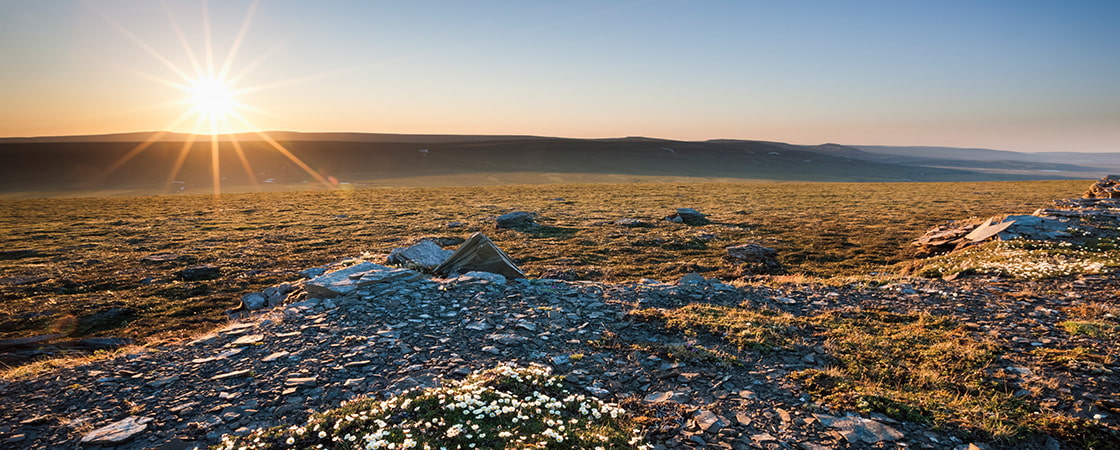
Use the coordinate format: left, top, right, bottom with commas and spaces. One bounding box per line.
0, 0, 1117, 152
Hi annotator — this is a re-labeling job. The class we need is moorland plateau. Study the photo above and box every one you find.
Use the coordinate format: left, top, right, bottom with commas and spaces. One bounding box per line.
0, 133, 1117, 449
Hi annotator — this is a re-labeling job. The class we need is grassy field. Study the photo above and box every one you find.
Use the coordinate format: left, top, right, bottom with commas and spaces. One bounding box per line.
0, 180, 1086, 346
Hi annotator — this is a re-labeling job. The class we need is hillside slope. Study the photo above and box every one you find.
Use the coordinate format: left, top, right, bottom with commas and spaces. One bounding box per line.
0, 133, 1064, 197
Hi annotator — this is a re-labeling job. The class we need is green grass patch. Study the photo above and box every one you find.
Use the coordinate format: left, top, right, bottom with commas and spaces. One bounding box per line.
211, 364, 647, 450
1059, 321, 1118, 338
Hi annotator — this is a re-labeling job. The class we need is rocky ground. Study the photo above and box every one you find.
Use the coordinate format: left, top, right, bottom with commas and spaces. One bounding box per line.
0, 259, 1117, 450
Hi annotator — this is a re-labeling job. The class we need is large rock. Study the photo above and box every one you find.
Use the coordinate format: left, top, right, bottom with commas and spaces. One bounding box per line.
388, 240, 453, 269
434, 233, 525, 279
496, 211, 537, 229
666, 208, 709, 225
1083, 175, 1120, 198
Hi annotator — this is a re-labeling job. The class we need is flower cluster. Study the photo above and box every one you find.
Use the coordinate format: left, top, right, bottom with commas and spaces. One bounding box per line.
920, 239, 1116, 279
212, 364, 649, 450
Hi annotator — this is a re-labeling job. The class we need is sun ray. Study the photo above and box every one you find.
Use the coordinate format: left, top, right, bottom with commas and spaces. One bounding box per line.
100, 108, 197, 178
218, 0, 260, 81
162, 1, 204, 79
227, 134, 259, 188
83, 0, 195, 84
201, 0, 215, 77
164, 134, 198, 191
209, 133, 221, 197
229, 111, 333, 187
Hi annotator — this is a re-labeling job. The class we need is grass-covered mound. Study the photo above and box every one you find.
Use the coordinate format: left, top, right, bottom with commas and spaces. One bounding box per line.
211, 364, 648, 450
916, 239, 1120, 279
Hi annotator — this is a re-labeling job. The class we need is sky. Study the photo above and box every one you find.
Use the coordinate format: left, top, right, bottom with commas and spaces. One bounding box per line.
0, 0, 1117, 152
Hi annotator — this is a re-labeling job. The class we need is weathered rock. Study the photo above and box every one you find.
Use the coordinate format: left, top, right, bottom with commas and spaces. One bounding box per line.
179, 264, 221, 281
434, 233, 525, 279
388, 240, 454, 269
694, 409, 725, 433
496, 211, 537, 229
1083, 175, 1120, 198
304, 262, 388, 298
80, 416, 151, 445
239, 292, 268, 310
666, 208, 709, 225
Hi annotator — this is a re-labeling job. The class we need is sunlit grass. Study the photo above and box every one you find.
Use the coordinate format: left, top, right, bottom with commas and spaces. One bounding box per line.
634, 305, 1118, 444
0, 180, 1086, 347
916, 239, 1120, 279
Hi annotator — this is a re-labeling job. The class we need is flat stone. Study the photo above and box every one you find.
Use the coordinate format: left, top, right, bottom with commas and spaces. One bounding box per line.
211, 369, 252, 380
814, 413, 905, 444
304, 262, 388, 297
230, 334, 264, 346
261, 351, 290, 362
694, 409, 724, 433
80, 416, 152, 445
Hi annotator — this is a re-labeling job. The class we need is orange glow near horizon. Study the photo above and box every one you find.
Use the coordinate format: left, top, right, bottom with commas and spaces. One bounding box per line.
93, 0, 336, 196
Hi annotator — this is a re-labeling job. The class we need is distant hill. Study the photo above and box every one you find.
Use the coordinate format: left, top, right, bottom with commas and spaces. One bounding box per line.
0, 132, 1095, 197
842, 144, 1120, 178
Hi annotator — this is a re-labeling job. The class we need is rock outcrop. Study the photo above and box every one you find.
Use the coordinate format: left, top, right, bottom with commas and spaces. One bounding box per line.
913, 175, 1120, 256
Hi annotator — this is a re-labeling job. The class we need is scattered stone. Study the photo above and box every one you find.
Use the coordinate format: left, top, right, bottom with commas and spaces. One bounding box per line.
694, 409, 724, 433
665, 208, 709, 225
79, 416, 151, 445
614, 218, 651, 228
179, 264, 221, 281
140, 253, 180, 263
495, 211, 537, 229
726, 243, 781, 272
230, 334, 264, 346
211, 369, 252, 380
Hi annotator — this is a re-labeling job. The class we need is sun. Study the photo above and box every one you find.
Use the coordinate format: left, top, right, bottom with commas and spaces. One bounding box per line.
187, 76, 236, 121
